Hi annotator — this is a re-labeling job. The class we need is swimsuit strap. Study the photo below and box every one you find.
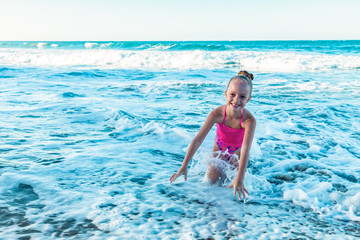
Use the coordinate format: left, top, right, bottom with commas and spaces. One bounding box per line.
224, 106, 244, 127
223, 106, 227, 124
240, 108, 244, 128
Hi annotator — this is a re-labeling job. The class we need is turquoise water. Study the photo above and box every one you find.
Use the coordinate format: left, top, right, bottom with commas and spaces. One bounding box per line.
1, 40, 360, 54
0, 41, 359, 239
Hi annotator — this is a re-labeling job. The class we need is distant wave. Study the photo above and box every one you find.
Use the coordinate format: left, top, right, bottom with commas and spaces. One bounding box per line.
1, 48, 360, 72
2, 40, 360, 53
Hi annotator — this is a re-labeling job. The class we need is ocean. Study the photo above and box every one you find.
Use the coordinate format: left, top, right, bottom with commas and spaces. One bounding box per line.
0, 40, 359, 239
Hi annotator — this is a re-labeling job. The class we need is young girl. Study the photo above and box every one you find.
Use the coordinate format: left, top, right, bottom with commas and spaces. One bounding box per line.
169, 71, 256, 200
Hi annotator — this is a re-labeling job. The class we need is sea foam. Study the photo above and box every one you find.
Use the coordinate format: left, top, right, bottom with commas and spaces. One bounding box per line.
84, 42, 99, 49
1, 48, 360, 72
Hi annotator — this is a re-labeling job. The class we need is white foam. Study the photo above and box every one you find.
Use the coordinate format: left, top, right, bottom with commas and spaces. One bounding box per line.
37, 42, 48, 48
1, 48, 359, 71
344, 192, 360, 221
284, 189, 309, 203
147, 43, 176, 50
141, 121, 166, 135
100, 42, 114, 48
105, 112, 132, 131
250, 137, 262, 158
84, 42, 98, 49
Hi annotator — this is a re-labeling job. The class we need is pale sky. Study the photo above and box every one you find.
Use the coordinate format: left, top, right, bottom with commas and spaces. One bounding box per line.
0, 0, 359, 41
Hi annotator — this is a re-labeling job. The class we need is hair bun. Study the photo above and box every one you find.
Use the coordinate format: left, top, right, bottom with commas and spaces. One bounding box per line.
238, 70, 254, 81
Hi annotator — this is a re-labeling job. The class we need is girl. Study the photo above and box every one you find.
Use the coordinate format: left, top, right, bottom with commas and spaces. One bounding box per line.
169, 71, 256, 200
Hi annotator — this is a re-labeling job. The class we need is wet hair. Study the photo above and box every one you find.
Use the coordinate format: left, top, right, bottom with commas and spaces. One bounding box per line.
226, 70, 254, 95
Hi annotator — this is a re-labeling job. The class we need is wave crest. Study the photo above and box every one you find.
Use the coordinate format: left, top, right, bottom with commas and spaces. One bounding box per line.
1, 48, 360, 72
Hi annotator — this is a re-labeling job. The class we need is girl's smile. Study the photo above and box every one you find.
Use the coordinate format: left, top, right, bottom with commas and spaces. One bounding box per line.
225, 80, 251, 113
231, 103, 241, 109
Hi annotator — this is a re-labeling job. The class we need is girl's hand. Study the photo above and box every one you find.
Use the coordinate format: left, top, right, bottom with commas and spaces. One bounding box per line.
169, 167, 187, 183
227, 178, 249, 200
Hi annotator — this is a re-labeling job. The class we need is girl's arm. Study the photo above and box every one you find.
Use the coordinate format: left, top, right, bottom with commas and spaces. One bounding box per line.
227, 114, 256, 200
169, 108, 221, 183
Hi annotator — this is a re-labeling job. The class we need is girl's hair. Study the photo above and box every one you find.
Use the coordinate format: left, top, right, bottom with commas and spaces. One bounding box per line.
226, 70, 254, 95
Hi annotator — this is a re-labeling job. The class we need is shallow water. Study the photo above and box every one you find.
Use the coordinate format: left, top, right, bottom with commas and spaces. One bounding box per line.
0, 41, 360, 239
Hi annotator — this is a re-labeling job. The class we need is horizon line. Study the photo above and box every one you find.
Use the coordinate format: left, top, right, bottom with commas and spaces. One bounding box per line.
1, 39, 360, 42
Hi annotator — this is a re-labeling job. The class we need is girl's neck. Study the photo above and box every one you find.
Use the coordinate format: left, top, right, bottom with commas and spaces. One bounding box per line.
226, 106, 244, 119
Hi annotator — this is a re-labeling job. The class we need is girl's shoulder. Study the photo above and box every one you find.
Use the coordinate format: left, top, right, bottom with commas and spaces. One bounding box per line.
209, 105, 226, 124
243, 109, 256, 127
212, 105, 226, 115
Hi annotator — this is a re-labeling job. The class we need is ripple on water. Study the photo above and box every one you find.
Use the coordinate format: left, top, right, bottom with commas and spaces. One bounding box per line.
49, 132, 83, 138
18, 115, 43, 119
53, 71, 106, 78
35, 157, 65, 166
62, 92, 85, 98
129, 173, 153, 186
0, 184, 42, 234
145, 149, 183, 160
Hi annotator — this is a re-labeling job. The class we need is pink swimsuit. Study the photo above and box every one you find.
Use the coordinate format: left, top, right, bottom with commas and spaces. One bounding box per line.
215, 106, 245, 154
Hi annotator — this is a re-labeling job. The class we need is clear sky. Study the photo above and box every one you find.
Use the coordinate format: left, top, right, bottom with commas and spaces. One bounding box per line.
0, 0, 359, 41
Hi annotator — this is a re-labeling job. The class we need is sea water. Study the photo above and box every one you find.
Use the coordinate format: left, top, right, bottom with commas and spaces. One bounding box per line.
0, 41, 359, 239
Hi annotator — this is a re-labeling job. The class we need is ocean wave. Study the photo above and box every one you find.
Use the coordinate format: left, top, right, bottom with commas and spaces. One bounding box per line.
37, 42, 48, 49
1, 48, 360, 72
84, 42, 98, 49
2, 41, 360, 53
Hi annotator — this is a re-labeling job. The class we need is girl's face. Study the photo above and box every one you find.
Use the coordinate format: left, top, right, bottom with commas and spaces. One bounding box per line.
225, 80, 251, 111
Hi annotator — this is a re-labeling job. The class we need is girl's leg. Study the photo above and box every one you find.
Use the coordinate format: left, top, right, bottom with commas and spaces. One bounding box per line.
205, 141, 224, 184
206, 164, 223, 184
206, 142, 242, 184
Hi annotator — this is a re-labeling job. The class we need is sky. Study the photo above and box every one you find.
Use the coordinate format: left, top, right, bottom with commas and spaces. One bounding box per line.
0, 0, 359, 41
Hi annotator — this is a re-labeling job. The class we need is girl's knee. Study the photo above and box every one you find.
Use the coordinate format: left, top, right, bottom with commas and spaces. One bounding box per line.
206, 165, 223, 184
